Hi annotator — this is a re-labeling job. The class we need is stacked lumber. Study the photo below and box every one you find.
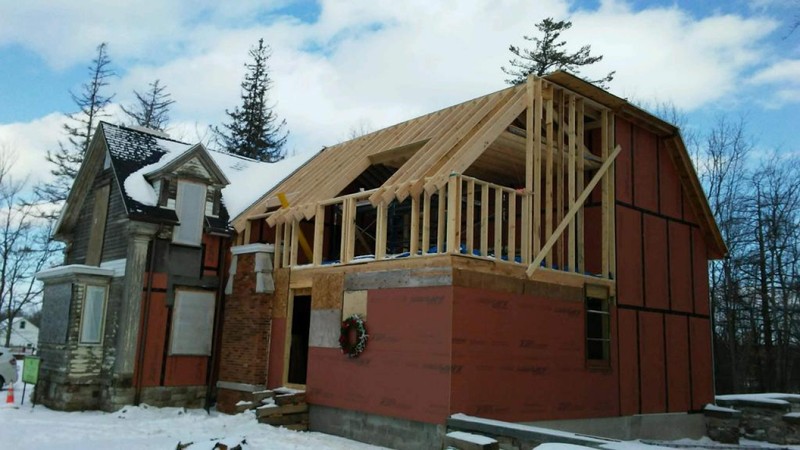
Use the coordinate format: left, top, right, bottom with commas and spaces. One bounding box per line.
255, 391, 308, 431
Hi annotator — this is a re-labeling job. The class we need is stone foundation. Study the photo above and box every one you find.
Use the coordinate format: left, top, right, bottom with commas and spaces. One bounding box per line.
706, 394, 800, 445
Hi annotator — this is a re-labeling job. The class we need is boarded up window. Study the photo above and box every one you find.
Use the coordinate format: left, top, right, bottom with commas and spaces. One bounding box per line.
86, 184, 110, 266
80, 285, 107, 344
169, 289, 215, 355
173, 180, 207, 246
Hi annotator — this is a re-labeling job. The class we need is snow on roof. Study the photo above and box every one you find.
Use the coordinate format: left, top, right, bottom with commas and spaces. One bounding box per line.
116, 125, 313, 218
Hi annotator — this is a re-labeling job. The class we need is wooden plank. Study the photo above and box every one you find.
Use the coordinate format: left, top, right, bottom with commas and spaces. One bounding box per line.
508, 191, 516, 262
466, 178, 475, 254
533, 78, 543, 256
290, 220, 299, 267
244, 219, 252, 245
527, 145, 622, 277
423, 89, 527, 193
446, 175, 461, 254
277, 193, 313, 260
601, 110, 610, 278
436, 185, 446, 252
494, 188, 503, 259
274, 222, 283, 269
555, 88, 564, 270
545, 87, 554, 267
376, 202, 387, 259
480, 182, 489, 256
422, 191, 431, 254
312, 204, 325, 266
609, 112, 617, 279
345, 198, 356, 263
410, 194, 420, 255
568, 94, 576, 272
281, 221, 291, 267
576, 99, 586, 274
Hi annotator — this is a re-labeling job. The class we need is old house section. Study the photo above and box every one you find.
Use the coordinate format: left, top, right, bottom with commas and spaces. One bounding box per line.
35, 123, 269, 411
218, 72, 725, 449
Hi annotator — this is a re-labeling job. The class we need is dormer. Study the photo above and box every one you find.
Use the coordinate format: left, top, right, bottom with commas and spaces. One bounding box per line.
144, 144, 230, 246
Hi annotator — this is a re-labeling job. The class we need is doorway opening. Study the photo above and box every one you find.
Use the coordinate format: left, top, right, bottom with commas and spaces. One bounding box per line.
287, 294, 311, 385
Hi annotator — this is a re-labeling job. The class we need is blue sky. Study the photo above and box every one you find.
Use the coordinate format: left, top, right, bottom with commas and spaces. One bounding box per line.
0, 0, 798, 183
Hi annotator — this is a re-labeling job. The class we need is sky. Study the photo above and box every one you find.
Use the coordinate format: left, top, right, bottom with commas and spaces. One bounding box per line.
0, 0, 798, 188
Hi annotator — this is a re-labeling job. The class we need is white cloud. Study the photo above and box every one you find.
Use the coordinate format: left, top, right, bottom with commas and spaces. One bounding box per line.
0, 112, 68, 187
0, 0, 788, 183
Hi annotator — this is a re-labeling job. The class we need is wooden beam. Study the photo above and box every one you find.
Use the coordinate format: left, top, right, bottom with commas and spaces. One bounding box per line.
494, 188, 503, 258
290, 220, 299, 266
533, 78, 542, 257
273, 222, 283, 269
527, 145, 622, 277
609, 112, 617, 279
601, 111, 610, 278
281, 221, 291, 268
278, 192, 313, 261
567, 94, 576, 272
410, 194, 420, 255
422, 191, 431, 254
480, 183, 489, 256
576, 99, 586, 274
466, 178, 475, 254
312, 204, 325, 266
545, 87, 554, 267
376, 202, 388, 259
508, 191, 516, 262
437, 185, 446, 252
446, 175, 461, 254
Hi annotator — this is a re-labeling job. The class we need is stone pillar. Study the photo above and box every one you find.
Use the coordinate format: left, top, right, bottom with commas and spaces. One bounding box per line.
114, 222, 159, 381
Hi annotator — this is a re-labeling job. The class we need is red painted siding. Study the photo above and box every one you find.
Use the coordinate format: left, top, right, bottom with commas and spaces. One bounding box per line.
669, 222, 693, 313
665, 315, 691, 412
633, 127, 659, 212
267, 318, 286, 389
139, 291, 168, 387
659, 146, 682, 219
450, 287, 618, 422
616, 206, 643, 307
306, 287, 453, 424
693, 228, 710, 316
615, 119, 633, 204
690, 317, 714, 410
164, 356, 207, 386
618, 309, 639, 415
643, 215, 669, 310
639, 311, 666, 413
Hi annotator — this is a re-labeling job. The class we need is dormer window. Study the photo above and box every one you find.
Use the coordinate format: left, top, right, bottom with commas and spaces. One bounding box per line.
155, 178, 178, 209
205, 187, 221, 217
173, 180, 207, 246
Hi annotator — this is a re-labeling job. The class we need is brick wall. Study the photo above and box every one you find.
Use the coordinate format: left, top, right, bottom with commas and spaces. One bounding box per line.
216, 252, 274, 413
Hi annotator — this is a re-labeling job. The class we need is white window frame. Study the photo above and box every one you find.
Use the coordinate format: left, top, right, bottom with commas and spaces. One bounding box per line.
173, 180, 207, 246
79, 284, 108, 344
169, 289, 216, 356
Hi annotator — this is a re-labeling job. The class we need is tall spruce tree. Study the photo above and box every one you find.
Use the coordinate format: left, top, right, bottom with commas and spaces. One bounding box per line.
502, 18, 615, 87
212, 38, 287, 162
121, 79, 175, 131
38, 42, 115, 205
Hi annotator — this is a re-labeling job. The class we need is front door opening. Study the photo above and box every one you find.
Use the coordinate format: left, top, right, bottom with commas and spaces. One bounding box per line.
287, 295, 311, 385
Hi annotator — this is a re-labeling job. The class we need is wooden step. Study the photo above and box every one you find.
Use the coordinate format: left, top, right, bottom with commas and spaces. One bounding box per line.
234, 401, 255, 413
274, 392, 306, 406
253, 390, 275, 402
256, 402, 308, 418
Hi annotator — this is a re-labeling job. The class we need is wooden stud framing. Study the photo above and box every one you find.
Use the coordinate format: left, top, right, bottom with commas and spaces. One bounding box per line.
601, 110, 610, 278
422, 191, 431, 254
282, 221, 291, 268
508, 191, 516, 262
446, 175, 461, 254
274, 222, 283, 269
437, 185, 446, 252
480, 184, 489, 256
544, 84, 554, 267
567, 94, 577, 272
533, 78, 543, 257
290, 220, 299, 267
466, 178, 475, 254
494, 188, 503, 258
527, 145, 622, 277
376, 202, 388, 259
410, 194, 420, 255
576, 99, 586, 274
312, 204, 325, 266
555, 89, 565, 270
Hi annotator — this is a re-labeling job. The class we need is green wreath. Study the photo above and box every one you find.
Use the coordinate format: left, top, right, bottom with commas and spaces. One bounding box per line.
339, 314, 368, 358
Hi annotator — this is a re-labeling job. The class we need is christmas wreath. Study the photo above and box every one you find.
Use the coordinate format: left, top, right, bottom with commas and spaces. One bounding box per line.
339, 314, 368, 358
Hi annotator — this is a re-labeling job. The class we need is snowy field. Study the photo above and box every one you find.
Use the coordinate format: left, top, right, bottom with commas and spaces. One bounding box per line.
3, 362, 800, 449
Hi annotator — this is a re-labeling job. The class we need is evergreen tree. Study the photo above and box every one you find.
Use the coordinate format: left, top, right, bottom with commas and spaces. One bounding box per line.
121, 79, 175, 131
212, 38, 287, 162
502, 18, 615, 87
38, 42, 115, 205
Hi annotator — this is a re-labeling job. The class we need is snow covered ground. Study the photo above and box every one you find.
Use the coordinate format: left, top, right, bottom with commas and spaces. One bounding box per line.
3, 361, 800, 449
0, 361, 387, 450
